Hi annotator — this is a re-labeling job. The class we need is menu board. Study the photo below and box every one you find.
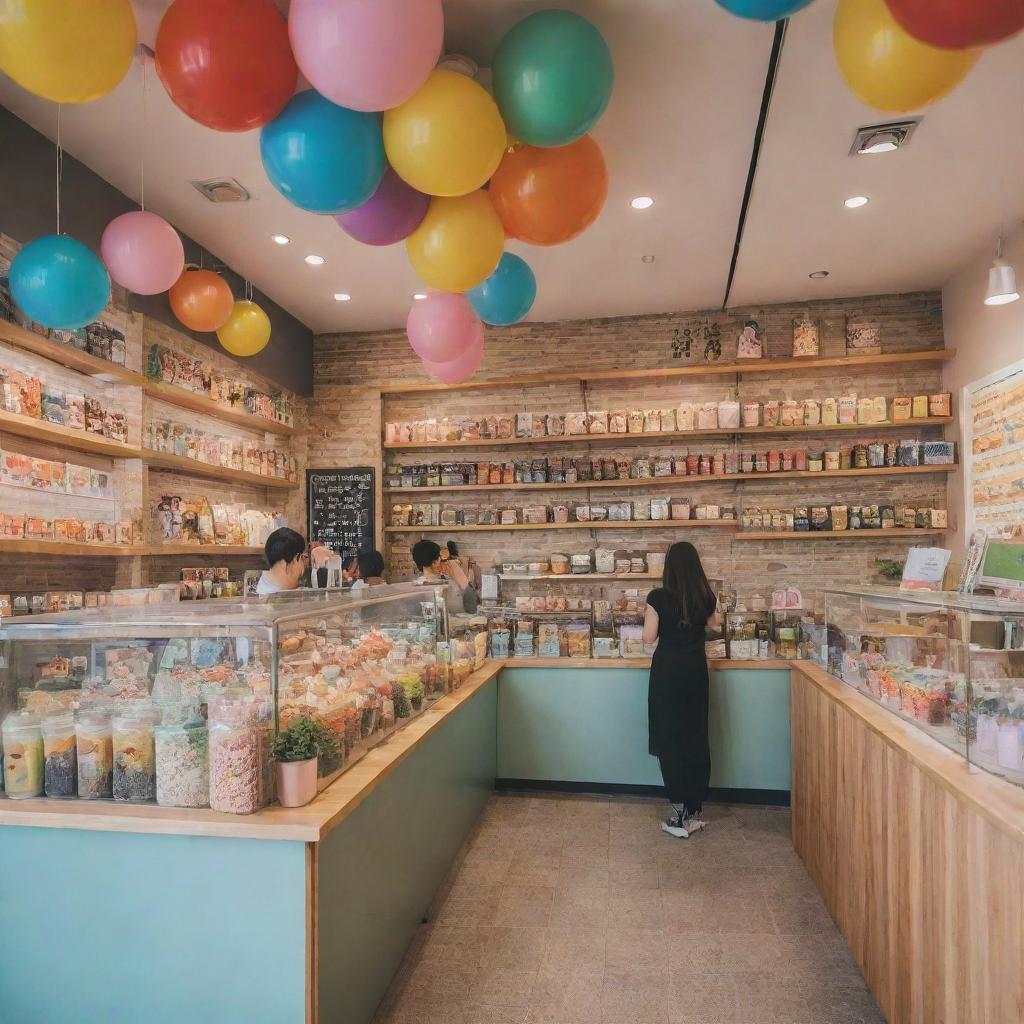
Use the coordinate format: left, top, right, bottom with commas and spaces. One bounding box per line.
306, 467, 375, 555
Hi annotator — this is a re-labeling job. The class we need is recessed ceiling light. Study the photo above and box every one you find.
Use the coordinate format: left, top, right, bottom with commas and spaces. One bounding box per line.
413, 292, 427, 300
333, 292, 351, 302
304, 254, 326, 266
631, 196, 654, 210
641, 255, 655, 263
271, 233, 290, 245
809, 270, 830, 279
851, 121, 918, 156
844, 196, 869, 209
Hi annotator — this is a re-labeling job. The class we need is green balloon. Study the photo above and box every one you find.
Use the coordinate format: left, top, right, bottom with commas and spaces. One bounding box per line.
492, 10, 613, 148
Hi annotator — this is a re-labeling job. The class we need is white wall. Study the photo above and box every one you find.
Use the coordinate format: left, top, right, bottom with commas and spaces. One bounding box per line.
942, 226, 1024, 558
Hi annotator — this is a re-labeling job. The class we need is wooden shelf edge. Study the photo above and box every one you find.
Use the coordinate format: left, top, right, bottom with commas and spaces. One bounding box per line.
736, 528, 949, 541
497, 573, 661, 581
0, 408, 142, 459
143, 380, 299, 437
386, 521, 740, 533
0, 540, 140, 557
0, 319, 146, 385
141, 544, 265, 556
143, 451, 299, 490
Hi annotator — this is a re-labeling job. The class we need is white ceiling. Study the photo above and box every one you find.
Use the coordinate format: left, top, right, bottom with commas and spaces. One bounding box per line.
0, 0, 1022, 333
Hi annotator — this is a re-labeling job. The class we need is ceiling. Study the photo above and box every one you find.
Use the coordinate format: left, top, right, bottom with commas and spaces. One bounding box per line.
0, 0, 1022, 333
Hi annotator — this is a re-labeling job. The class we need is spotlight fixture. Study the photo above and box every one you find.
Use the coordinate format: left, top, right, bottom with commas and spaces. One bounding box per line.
641, 255, 655, 263
851, 121, 918, 156
984, 238, 1020, 306
304, 254, 326, 266
333, 293, 351, 302
631, 196, 654, 209
271, 233, 290, 245
413, 292, 427, 300
808, 270, 830, 279
844, 196, 869, 209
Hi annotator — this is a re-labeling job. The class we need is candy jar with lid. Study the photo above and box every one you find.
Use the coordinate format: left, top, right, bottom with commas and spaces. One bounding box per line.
155, 703, 209, 808
41, 709, 77, 798
3, 710, 44, 799
112, 703, 160, 802
75, 707, 113, 799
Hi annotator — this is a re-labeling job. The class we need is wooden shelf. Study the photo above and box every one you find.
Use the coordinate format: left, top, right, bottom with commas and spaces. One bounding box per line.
0, 407, 142, 459
498, 573, 660, 582
0, 539, 138, 557
383, 418, 953, 452
141, 544, 264, 556
143, 380, 299, 436
143, 450, 299, 490
0, 319, 146, 385
385, 464, 957, 497
379, 348, 955, 395
386, 520, 739, 534
736, 528, 949, 542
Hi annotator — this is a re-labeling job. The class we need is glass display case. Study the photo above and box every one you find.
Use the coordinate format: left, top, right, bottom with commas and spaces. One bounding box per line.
0, 583, 461, 810
726, 609, 772, 659
824, 586, 1024, 785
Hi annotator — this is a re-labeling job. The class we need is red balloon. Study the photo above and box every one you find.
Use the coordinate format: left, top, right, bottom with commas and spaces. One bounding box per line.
884, 0, 1024, 48
155, 0, 298, 132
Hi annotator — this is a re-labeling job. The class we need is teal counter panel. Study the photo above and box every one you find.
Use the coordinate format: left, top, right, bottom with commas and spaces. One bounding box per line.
316, 677, 498, 1024
497, 667, 791, 791
0, 828, 307, 1024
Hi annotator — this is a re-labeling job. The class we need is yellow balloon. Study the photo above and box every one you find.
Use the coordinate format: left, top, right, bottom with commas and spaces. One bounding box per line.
406, 192, 505, 293
833, 0, 979, 113
0, 0, 136, 104
217, 300, 271, 357
383, 69, 507, 197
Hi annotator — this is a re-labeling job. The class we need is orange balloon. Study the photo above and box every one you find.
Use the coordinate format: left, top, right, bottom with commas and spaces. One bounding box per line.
489, 135, 608, 246
169, 269, 234, 332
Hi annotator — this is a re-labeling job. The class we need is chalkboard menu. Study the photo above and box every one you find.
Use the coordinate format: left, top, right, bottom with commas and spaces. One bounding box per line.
306, 467, 375, 555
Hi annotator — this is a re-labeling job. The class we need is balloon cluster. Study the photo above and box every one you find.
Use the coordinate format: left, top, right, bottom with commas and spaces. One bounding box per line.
716, 0, 1022, 114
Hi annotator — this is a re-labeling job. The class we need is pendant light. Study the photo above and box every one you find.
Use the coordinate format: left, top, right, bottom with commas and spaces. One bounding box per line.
985, 238, 1020, 306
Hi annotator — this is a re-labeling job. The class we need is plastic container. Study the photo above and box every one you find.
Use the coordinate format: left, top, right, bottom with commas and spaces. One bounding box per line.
3, 710, 44, 799
155, 704, 210, 808
112, 704, 160, 802
41, 709, 77, 798
75, 707, 113, 799
208, 699, 265, 814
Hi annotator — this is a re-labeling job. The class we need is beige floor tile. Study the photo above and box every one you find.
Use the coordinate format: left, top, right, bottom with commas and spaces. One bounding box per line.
542, 927, 608, 969
604, 925, 672, 971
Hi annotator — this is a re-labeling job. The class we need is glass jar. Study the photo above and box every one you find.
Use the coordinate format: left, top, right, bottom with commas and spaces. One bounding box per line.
112, 704, 160, 803
41, 710, 77, 798
208, 698, 265, 815
155, 704, 210, 808
3, 710, 44, 799
75, 707, 113, 800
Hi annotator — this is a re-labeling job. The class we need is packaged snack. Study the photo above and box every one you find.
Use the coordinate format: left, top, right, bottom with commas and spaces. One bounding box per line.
838, 395, 858, 424
846, 322, 881, 355
802, 399, 821, 426
856, 398, 873, 424
496, 415, 514, 439
531, 413, 546, 437
588, 410, 609, 433
923, 441, 955, 465
929, 392, 951, 417
871, 396, 888, 423
650, 497, 670, 520
670, 500, 691, 520
696, 402, 718, 430
742, 401, 760, 427
898, 440, 921, 467
609, 410, 628, 433
912, 395, 929, 419
892, 397, 912, 421
628, 410, 645, 434
565, 412, 587, 435
792, 316, 819, 357
717, 401, 740, 429
41, 385, 68, 426
644, 409, 660, 433
675, 403, 693, 431
831, 505, 849, 531
515, 412, 533, 438
660, 409, 676, 432
821, 397, 838, 425
763, 400, 780, 427
780, 400, 800, 427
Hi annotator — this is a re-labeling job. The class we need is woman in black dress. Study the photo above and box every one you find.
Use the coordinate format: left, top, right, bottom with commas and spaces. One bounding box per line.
643, 542, 717, 838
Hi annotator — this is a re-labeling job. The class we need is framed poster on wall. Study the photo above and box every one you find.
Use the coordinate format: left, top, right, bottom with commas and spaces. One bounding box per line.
962, 356, 1024, 541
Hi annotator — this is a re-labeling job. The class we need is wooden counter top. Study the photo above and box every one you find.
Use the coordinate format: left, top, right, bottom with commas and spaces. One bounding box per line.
502, 657, 792, 670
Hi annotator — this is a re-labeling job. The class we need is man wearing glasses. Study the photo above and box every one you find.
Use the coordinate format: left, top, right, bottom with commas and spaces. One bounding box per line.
255, 527, 309, 596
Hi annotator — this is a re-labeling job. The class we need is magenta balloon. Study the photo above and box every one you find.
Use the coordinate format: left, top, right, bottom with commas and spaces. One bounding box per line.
289, 0, 444, 112
406, 291, 482, 363
336, 166, 429, 246
100, 211, 184, 294
422, 334, 485, 385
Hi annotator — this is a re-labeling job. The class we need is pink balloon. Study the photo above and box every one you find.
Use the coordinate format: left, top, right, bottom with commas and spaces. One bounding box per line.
100, 211, 184, 295
422, 334, 485, 385
289, 0, 444, 112
406, 292, 482, 363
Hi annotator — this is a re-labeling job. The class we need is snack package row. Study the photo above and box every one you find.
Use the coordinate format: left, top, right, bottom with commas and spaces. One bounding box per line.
1, 450, 116, 497
145, 418, 297, 480
741, 504, 948, 531
1, 366, 128, 441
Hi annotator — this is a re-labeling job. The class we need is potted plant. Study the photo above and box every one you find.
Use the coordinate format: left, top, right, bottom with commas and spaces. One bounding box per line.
271, 717, 339, 808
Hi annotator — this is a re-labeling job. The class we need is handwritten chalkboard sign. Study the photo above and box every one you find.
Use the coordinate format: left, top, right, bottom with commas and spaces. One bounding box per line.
306, 467, 375, 555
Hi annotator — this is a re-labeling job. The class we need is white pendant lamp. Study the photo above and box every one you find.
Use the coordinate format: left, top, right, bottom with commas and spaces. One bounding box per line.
985, 239, 1020, 306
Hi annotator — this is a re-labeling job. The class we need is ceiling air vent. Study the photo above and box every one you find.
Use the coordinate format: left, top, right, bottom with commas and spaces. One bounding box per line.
191, 177, 251, 203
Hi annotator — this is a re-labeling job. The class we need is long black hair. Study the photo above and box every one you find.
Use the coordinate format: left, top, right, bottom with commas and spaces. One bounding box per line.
662, 541, 716, 626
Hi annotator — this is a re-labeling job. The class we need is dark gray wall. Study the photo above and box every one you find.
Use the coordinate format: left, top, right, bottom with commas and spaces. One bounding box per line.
0, 106, 313, 396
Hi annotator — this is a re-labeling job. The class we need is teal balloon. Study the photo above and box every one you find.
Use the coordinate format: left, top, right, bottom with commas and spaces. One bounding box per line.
493, 10, 613, 148
467, 252, 536, 326
260, 90, 385, 214
714, 0, 813, 20
10, 235, 110, 330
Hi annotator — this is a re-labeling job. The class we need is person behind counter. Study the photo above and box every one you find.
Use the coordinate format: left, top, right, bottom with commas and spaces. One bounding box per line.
355, 550, 386, 586
341, 555, 358, 584
256, 527, 308, 596
412, 538, 478, 612
642, 541, 718, 839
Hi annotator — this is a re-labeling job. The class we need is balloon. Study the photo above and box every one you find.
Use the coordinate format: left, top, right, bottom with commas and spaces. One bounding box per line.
406, 292, 483, 363
406, 192, 504, 292
289, 0, 443, 112
492, 10, 613, 148
834, 0, 980, 113
261, 91, 385, 214
9, 235, 110, 330
421, 334, 485, 385
713, 0, 814, 19
335, 166, 429, 246
883, 0, 1024, 49
100, 211, 184, 296
217, 300, 271, 357
383, 69, 507, 197
155, 0, 297, 132
169, 270, 234, 332
490, 136, 608, 247
467, 253, 536, 326
0, 0, 135, 104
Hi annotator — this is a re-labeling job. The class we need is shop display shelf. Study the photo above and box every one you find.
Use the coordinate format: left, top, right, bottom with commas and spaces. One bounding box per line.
385, 464, 956, 496
140, 543, 265, 556
0, 320, 146, 386
736, 528, 949, 541
143, 450, 299, 490
497, 572, 661, 581
386, 520, 740, 533
0, 538, 139, 557
0, 407, 142, 459
143, 380, 299, 437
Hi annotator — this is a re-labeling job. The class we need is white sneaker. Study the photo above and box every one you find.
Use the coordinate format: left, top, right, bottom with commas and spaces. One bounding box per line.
660, 813, 689, 838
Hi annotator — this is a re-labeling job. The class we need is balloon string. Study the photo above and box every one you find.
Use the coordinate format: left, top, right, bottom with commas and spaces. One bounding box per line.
55, 105, 62, 235
140, 59, 147, 211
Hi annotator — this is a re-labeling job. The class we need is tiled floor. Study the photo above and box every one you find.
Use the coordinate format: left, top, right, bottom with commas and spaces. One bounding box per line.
372, 794, 885, 1024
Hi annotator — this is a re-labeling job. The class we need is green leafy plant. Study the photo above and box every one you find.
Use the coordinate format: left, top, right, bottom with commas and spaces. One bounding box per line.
874, 558, 905, 580
271, 717, 339, 764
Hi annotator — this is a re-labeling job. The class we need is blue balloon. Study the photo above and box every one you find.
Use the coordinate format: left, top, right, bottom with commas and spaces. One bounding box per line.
714, 0, 813, 20
260, 90, 385, 214
467, 252, 536, 326
10, 235, 110, 330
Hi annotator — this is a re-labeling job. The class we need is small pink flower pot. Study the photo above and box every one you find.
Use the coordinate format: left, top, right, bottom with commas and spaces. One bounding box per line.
275, 757, 318, 808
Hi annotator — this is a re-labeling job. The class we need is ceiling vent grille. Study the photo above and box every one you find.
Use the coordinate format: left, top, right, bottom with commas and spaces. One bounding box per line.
191, 178, 251, 203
